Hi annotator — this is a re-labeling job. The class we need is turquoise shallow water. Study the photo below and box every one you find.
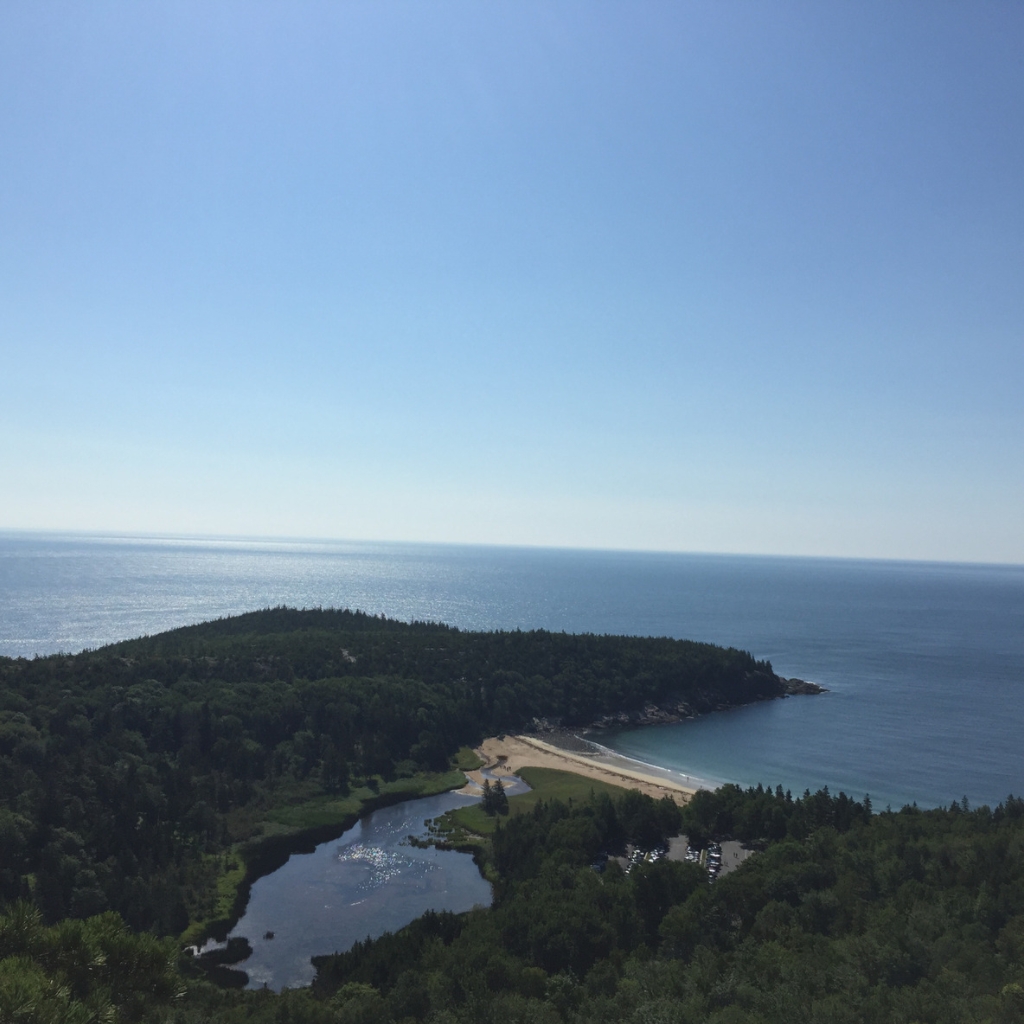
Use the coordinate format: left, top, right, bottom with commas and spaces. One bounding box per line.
598, 555, 1024, 810
2, 532, 1023, 809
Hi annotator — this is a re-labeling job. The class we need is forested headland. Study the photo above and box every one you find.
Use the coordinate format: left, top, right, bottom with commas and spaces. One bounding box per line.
0, 607, 783, 936
3, 607, 1022, 1024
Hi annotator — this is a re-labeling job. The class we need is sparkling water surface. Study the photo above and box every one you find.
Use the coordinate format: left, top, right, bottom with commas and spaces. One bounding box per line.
226, 791, 492, 991
3, 532, 1023, 811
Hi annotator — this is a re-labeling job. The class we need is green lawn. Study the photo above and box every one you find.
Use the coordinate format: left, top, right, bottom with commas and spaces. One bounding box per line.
448, 766, 627, 837
513, 766, 627, 807
453, 745, 484, 771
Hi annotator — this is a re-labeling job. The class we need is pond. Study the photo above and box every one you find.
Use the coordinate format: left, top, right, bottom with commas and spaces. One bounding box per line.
219, 783, 518, 991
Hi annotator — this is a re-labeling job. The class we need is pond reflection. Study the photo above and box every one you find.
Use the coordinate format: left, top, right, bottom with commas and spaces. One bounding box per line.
224, 790, 496, 990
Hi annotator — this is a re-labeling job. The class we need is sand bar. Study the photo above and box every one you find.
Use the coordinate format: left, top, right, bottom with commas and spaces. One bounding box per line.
464, 734, 709, 805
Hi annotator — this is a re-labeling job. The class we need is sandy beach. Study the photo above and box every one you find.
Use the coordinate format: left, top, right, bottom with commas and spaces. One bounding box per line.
463, 734, 706, 805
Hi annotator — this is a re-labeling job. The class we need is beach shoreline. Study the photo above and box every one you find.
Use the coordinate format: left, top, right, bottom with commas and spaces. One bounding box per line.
463, 733, 717, 805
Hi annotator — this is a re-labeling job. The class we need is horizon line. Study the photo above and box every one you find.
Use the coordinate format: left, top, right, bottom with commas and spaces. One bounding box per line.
2, 526, 1021, 571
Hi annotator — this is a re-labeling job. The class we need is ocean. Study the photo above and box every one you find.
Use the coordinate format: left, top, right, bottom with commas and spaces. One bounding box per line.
2, 531, 1022, 810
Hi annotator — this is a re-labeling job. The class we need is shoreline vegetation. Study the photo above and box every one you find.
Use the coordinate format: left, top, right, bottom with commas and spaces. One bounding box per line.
188, 692, 832, 948
211, 702, 767, 948
0, 605, 887, 1022
0, 605, 808, 946
198, 722, 723, 954
182, 763, 473, 948
5, 607, 1024, 1022
201, 723, 733, 947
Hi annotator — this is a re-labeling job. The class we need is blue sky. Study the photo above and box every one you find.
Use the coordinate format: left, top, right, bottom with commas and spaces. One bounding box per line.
2, 2, 1022, 562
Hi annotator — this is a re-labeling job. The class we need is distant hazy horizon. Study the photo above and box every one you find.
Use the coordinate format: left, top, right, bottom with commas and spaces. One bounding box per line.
2, 527, 1022, 571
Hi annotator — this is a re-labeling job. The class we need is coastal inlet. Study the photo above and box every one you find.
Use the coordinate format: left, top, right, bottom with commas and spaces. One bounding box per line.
211, 790, 499, 991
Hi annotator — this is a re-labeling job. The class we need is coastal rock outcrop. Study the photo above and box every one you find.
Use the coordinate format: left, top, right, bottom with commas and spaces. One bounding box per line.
528, 673, 826, 735
781, 677, 827, 696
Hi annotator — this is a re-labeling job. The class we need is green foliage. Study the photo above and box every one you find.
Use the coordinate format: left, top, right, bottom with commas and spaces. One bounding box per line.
513, 767, 627, 811
18, 609, 1024, 1023
306, 789, 1024, 1024
0, 902, 179, 1023
481, 779, 509, 816
5, 764, 1024, 1024
453, 746, 484, 772
0, 607, 774, 935
442, 768, 637, 843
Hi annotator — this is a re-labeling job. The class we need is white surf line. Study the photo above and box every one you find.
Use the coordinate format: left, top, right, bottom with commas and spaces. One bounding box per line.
514, 735, 703, 795
582, 737, 726, 792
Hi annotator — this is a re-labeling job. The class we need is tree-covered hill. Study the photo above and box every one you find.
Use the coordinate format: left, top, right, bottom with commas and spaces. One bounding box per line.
4, 785, 1024, 1024
3, 607, 1022, 1023
0, 608, 781, 935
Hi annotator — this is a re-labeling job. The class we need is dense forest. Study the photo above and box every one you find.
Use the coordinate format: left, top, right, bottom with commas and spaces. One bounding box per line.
303, 786, 1024, 1024
0, 608, 780, 934
4, 785, 1024, 1023
4, 608, 1022, 1024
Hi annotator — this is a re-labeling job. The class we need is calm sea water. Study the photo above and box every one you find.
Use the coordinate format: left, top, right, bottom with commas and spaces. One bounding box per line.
2, 532, 1023, 810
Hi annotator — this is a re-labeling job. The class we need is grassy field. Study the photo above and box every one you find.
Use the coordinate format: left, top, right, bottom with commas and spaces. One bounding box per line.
453, 745, 484, 771
514, 766, 627, 808
180, 854, 248, 946
264, 769, 466, 831
447, 766, 627, 837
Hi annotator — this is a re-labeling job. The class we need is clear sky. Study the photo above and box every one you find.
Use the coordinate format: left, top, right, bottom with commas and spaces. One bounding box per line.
2, 2, 1022, 562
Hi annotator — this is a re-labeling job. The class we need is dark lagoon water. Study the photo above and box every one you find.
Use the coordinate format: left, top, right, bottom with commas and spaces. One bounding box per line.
218, 791, 493, 991
3, 534, 1023, 810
